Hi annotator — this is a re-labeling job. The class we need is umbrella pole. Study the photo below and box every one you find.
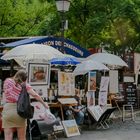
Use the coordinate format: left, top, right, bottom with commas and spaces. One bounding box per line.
10, 60, 14, 77
103, 70, 105, 76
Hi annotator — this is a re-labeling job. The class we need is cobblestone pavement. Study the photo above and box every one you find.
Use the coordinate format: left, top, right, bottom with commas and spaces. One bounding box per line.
0, 109, 140, 140
58, 110, 140, 140
58, 120, 140, 140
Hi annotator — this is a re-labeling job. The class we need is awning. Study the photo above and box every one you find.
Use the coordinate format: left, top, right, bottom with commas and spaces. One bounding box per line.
1, 36, 91, 58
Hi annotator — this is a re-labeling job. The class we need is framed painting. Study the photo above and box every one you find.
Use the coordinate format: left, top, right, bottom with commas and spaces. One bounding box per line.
62, 120, 80, 137
86, 91, 95, 107
88, 71, 96, 91
28, 63, 50, 85
98, 76, 109, 106
99, 76, 109, 92
58, 72, 75, 96
31, 85, 48, 99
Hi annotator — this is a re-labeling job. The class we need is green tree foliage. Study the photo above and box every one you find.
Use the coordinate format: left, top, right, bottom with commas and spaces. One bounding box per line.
64, 0, 140, 54
0, 0, 140, 55
0, 0, 51, 36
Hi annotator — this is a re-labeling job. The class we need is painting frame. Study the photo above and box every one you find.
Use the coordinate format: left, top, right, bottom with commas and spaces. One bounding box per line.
31, 85, 48, 99
28, 63, 50, 85
62, 120, 80, 137
58, 72, 75, 96
86, 91, 95, 107
98, 76, 109, 106
88, 71, 96, 91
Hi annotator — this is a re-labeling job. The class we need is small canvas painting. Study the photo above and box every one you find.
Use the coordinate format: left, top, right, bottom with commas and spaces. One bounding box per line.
62, 120, 80, 137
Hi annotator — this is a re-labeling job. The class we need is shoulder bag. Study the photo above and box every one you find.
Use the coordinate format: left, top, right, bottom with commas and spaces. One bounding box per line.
17, 84, 34, 119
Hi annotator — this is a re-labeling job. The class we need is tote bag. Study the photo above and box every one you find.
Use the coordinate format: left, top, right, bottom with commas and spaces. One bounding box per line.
17, 84, 34, 119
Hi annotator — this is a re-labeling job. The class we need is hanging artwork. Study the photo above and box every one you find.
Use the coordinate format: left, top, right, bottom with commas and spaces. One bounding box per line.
86, 91, 95, 107
98, 91, 108, 106
28, 63, 50, 85
88, 71, 96, 91
98, 76, 109, 106
31, 85, 48, 99
58, 72, 75, 96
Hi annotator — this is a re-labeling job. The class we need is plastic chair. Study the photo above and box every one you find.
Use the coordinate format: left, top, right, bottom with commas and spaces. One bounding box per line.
122, 104, 134, 121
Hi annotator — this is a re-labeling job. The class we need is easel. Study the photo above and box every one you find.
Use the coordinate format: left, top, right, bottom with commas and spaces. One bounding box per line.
58, 97, 78, 120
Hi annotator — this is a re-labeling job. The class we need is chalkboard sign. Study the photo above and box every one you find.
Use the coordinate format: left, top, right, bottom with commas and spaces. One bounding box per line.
125, 83, 138, 108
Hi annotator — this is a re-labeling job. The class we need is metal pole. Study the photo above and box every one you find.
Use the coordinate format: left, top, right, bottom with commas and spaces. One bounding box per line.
61, 11, 65, 53
55, 0, 70, 53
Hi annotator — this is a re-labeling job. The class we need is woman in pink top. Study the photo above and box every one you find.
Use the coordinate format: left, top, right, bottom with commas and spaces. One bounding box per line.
2, 69, 49, 140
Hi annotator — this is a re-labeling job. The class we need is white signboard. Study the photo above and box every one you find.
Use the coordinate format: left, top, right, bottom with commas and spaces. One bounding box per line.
123, 76, 134, 83
109, 70, 118, 93
134, 53, 140, 74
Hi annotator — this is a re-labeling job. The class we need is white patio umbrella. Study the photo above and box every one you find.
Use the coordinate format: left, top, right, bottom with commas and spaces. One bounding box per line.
63, 54, 85, 62
86, 53, 128, 68
49, 57, 80, 65
1, 44, 64, 67
73, 59, 109, 75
